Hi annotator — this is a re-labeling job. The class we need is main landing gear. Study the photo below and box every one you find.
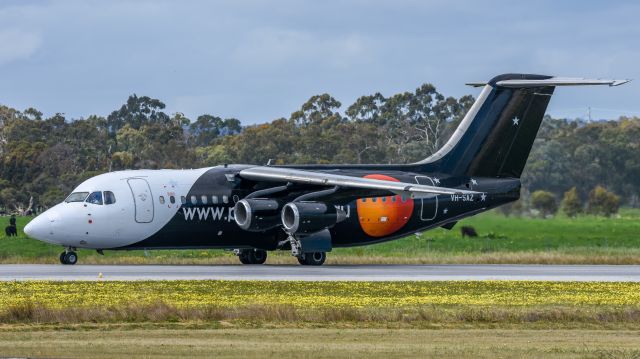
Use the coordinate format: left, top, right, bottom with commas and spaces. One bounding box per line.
236, 249, 268, 265
287, 232, 330, 266
234, 248, 326, 265
297, 252, 326, 266
59, 248, 78, 265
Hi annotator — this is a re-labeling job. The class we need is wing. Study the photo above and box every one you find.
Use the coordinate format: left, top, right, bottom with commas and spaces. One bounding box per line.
239, 166, 479, 198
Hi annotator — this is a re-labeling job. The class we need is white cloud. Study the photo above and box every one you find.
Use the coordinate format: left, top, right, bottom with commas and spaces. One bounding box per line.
0, 29, 41, 65
231, 28, 372, 70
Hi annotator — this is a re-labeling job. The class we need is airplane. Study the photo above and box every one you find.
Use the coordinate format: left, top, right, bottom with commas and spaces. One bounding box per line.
24, 73, 629, 265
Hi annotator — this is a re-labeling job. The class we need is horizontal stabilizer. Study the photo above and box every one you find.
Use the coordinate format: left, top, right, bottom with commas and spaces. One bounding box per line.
466, 77, 631, 88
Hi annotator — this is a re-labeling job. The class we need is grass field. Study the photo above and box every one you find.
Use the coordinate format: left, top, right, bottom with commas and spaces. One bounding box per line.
0, 328, 638, 359
3, 209, 640, 264
3, 280, 640, 308
1, 280, 640, 326
0, 280, 639, 358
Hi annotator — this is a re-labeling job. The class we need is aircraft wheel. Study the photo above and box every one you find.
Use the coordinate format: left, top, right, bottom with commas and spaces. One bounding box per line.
59, 251, 66, 264
63, 251, 78, 265
238, 251, 252, 264
298, 252, 326, 266
251, 250, 267, 264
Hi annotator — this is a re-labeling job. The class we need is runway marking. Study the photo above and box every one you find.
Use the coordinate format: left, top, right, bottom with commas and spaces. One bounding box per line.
0, 264, 639, 282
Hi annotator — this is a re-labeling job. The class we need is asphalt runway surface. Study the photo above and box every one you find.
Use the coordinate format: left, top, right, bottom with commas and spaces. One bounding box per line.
0, 264, 639, 281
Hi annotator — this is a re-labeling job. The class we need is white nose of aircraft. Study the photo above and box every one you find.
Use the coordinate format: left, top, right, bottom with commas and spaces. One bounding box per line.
24, 213, 49, 241
24, 206, 63, 245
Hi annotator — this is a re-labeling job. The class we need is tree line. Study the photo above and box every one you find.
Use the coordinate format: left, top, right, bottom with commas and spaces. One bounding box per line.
0, 84, 637, 215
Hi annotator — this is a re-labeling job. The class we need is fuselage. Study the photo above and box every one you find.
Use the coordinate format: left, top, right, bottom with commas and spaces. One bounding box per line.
25, 165, 520, 251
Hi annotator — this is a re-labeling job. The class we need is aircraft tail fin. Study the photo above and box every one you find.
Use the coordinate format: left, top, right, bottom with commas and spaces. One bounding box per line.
414, 74, 629, 178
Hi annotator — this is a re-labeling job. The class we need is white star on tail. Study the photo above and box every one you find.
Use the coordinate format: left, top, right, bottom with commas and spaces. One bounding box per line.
512, 117, 520, 126
471, 179, 478, 186
480, 193, 487, 201
433, 177, 440, 185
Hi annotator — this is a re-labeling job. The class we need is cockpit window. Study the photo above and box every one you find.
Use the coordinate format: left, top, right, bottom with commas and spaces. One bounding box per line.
104, 191, 116, 205
86, 191, 103, 205
65, 192, 89, 203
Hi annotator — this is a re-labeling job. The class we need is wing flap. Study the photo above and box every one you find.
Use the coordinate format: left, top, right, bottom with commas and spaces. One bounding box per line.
239, 166, 479, 197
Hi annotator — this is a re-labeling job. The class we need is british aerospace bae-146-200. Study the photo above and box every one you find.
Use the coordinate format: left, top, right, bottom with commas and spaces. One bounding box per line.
24, 74, 629, 265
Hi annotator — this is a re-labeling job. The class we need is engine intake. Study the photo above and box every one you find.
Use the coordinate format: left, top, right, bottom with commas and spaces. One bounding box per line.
281, 201, 346, 234
234, 199, 281, 231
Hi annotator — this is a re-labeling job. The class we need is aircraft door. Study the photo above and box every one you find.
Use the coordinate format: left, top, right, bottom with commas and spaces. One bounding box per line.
127, 178, 154, 223
415, 176, 438, 221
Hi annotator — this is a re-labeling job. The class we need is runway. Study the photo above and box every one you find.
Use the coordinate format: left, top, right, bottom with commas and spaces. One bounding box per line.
0, 264, 639, 281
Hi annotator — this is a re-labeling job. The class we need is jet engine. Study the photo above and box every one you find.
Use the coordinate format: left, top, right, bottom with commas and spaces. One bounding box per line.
281, 201, 347, 234
234, 199, 282, 231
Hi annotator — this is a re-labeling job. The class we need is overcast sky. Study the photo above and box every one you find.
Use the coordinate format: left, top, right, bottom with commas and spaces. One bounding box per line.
0, 0, 638, 124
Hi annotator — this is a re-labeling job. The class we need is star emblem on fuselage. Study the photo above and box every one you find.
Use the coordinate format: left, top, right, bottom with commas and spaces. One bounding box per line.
471, 178, 478, 186
433, 177, 440, 185
480, 193, 487, 201
512, 116, 520, 126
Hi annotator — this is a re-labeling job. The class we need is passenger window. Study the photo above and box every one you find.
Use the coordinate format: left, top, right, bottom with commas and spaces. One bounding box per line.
104, 191, 116, 205
222, 195, 229, 204
212, 195, 219, 204
392, 196, 397, 202
361, 198, 366, 202
159, 196, 165, 204
382, 197, 387, 202
180, 196, 186, 204
86, 191, 103, 205
372, 197, 377, 202
190, 195, 197, 205
201, 195, 208, 204
170, 196, 175, 204
401, 195, 407, 203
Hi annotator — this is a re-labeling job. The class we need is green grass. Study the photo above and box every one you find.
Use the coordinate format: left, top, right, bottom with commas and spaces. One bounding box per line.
1, 327, 638, 359
339, 208, 640, 255
4, 209, 640, 264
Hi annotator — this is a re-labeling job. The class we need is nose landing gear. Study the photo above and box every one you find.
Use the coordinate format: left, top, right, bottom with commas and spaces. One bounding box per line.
59, 248, 78, 265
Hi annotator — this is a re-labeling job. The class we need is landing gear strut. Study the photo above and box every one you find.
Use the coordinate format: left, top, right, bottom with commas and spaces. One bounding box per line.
236, 249, 268, 265
59, 248, 78, 265
287, 232, 330, 266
